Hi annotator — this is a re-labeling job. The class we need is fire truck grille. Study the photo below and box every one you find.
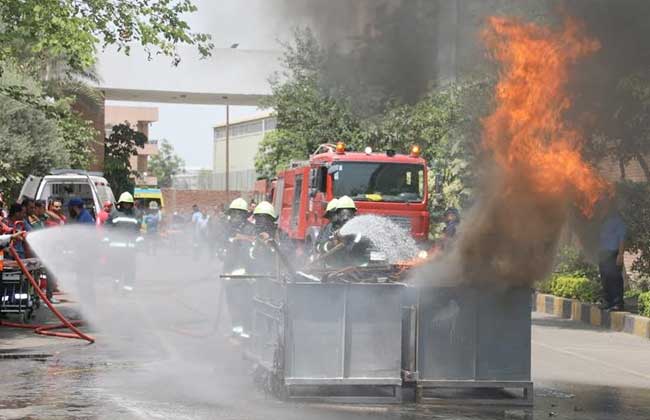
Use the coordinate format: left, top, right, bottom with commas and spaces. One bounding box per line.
387, 216, 412, 233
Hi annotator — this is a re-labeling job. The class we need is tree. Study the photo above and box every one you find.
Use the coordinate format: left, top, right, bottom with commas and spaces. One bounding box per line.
0, 0, 213, 74
0, 0, 210, 200
256, 28, 364, 178
0, 64, 98, 199
104, 124, 146, 195
149, 139, 184, 188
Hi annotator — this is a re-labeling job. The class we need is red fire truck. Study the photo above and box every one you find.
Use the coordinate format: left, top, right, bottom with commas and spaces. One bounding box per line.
271, 142, 429, 250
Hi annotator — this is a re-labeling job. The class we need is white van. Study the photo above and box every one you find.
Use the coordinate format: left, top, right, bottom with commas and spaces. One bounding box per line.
19, 170, 116, 219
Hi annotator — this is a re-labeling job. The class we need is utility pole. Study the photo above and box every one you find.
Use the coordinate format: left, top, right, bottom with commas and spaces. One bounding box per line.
225, 101, 230, 193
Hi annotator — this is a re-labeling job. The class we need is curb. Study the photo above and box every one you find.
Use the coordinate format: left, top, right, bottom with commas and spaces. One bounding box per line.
533, 292, 650, 340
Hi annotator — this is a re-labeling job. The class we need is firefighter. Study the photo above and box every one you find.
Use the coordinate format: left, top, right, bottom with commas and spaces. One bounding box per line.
315, 198, 339, 255
249, 201, 277, 274
318, 196, 370, 267
222, 197, 256, 337
222, 197, 254, 271
106, 192, 140, 291
335, 195, 357, 228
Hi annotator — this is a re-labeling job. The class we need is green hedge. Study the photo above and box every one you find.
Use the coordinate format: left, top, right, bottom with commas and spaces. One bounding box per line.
548, 275, 602, 303
639, 292, 650, 317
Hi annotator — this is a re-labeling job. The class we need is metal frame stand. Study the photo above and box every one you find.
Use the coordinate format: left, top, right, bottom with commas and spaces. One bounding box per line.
416, 380, 533, 406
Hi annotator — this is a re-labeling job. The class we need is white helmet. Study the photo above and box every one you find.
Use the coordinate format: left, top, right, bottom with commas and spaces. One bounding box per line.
228, 197, 248, 212
336, 195, 356, 210
325, 198, 339, 217
253, 201, 277, 219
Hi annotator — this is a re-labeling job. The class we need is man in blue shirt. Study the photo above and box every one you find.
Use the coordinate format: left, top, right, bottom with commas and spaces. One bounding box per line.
68, 198, 95, 224
598, 204, 627, 311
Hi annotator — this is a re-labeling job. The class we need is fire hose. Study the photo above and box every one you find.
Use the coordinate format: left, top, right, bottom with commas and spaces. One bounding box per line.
0, 241, 95, 344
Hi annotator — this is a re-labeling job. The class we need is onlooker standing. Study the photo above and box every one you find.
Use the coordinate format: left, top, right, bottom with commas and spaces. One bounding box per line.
28, 200, 48, 230
23, 198, 36, 230
45, 199, 66, 226
6, 203, 29, 259
68, 198, 95, 224
97, 201, 114, 226
598, 201, 627, 311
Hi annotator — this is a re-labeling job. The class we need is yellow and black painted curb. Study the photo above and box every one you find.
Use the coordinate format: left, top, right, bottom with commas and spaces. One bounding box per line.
533, 292, 650, 340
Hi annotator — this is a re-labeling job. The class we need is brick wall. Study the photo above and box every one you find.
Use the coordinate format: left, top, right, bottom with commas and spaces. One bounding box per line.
161, 189, 250, 214
598, 156, 648, 183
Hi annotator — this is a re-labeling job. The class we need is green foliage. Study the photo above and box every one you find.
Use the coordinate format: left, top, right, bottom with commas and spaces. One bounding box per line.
0, 64, 96, 199
638, 292, 650, 317
0, 0, 213, 73
104, 124, 146, 195
548, 275, 603, 303
616, 181, 650, 279
552, 245, 600, 281
256, 28, 364, 178
149, 139, 184, 188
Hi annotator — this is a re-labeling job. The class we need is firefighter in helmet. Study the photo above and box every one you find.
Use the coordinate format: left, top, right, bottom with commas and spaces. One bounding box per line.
222, 197, 256, 337
334, 195, 356, 228
315, 198, 339, 256
106, 192, 140, 291
317, 196, 368, 267
222, 197, 253, 272
249, 201, 278, 273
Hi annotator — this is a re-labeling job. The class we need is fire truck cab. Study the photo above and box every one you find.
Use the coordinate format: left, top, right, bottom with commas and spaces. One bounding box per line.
272, 143, 429, 250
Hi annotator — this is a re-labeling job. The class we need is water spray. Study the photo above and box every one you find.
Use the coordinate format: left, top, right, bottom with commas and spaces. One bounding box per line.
0, 240, 94, 343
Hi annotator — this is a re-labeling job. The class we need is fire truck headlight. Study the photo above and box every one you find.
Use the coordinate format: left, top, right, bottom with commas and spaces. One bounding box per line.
417, 250, 428, 260
364, 146, 372, 155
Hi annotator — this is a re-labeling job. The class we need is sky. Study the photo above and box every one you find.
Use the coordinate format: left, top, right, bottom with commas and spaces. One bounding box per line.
102, 0, 298, 169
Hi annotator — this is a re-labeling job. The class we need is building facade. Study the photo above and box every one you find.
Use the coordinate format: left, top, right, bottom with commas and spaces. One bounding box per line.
105, 105, 160, 186
212, 111, 277, 191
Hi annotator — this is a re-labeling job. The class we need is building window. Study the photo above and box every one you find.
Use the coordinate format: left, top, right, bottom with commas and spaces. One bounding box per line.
215, 127, 227, 140
214, 120, 266, 140
264, 117, 277, 131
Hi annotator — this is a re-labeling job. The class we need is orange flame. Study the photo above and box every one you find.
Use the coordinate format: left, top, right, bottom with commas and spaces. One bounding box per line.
482, 16, 609, 215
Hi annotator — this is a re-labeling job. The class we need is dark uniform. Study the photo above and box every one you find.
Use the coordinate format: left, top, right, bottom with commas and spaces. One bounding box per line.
106, 193, 140, 290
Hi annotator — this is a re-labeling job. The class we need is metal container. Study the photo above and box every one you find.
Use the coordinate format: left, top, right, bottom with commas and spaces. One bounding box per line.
416, 286, 533, 404
251, 281, 405, 402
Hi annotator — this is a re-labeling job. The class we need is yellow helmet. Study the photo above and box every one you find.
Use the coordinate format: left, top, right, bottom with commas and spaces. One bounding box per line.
228, 197, 248, 212
118, 192, 134, 204
253, 201, 277, 218
336, 195, 356, 210
325, 198, 339, 214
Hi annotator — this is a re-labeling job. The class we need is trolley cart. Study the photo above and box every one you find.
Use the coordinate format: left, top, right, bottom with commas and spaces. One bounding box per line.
0, 258, 42, 323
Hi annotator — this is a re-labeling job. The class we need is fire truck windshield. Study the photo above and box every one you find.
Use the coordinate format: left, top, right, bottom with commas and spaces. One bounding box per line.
332, 162, 425, 202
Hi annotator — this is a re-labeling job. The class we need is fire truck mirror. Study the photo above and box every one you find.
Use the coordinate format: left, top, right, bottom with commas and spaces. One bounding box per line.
327, 164, 342, 175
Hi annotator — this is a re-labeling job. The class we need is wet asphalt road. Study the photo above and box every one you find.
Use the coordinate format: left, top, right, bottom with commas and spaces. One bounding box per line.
1, 251, 650, 420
